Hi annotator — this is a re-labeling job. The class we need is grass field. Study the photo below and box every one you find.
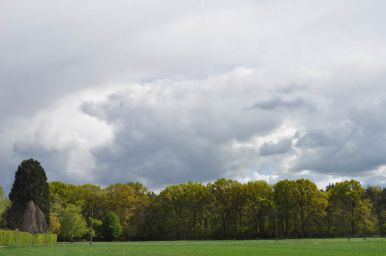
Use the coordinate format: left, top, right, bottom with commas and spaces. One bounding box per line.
1, 238, 386, 256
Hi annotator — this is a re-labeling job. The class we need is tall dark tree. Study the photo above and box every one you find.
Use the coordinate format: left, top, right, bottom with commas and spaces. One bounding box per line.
7, 159, 50, 232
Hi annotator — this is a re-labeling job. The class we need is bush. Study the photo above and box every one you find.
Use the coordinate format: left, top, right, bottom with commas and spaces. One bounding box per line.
101, 212, 122, 241
0, 230, 57, 246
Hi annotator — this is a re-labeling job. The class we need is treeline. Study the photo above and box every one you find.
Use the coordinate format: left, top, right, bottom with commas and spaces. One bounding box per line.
45, 178, 386, 241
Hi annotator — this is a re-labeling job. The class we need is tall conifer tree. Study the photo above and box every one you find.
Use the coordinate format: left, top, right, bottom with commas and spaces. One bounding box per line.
7, 159, 50, 230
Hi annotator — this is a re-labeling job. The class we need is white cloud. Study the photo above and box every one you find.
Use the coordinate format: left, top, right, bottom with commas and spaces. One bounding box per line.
7, 89, 114, 184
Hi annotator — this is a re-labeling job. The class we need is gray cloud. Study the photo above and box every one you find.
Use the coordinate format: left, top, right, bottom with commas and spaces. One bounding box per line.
13, 141, 71, 181
249, 96, 316, 112
292, 94, 386, 176
80, 71, 285, 188
260, 139, 293, 156
295, 130, 341, 148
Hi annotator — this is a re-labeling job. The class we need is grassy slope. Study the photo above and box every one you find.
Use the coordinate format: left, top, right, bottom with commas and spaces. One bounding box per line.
1, 238, 386, 256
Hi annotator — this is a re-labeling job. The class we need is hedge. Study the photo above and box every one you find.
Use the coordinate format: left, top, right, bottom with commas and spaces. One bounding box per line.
0, 230, 57, 246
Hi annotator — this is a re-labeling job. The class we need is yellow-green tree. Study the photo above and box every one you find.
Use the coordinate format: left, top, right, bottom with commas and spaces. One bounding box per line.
328, 180, 366, 236
0, 186, 10, 226
59, 204, 88, 241
274, 180, 296, 237
105, 182, 149, 239
292, 179, 327, 237
209, 179, 245, 238
49, 212, 61, 234
245, 180, 273, 238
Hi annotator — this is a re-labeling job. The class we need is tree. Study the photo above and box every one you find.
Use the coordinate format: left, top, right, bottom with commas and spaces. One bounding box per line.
292, 179, 327, 237
209, 179, 244, 238
245, 181, 273, 238
0, 186, 10, 227
59, 204, 88, 241
49, 181, 81, 208
7, 159, 50, 232
76, 184, 107, 240
101, 212, 123, 241
357, 198, 377, 236
327, 180, 366, 236
158, 184, 188, 240
88, 217, 103, 240
123, 182, 152, 240
49, 212, 61, 234
274, 180, 296, 238
181, 182, 211, 239
365, 186, 385, 234
78, 184, 106, 221
382, 188, 386, 234
105, 183, 148, 239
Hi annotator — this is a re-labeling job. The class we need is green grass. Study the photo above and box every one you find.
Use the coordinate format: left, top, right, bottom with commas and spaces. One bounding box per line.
1, 238, 386, 256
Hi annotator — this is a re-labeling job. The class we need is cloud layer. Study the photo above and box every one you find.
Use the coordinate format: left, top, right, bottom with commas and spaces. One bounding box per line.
1, 1, 386, 190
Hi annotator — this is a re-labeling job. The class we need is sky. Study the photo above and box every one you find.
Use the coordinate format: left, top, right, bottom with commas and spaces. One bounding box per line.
1, 0, 386, 191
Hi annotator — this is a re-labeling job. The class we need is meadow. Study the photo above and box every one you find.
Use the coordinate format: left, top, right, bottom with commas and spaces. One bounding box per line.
1, 238, 386, 256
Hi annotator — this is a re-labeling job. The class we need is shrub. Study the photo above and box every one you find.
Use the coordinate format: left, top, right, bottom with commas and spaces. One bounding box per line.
0, 230, 57, 246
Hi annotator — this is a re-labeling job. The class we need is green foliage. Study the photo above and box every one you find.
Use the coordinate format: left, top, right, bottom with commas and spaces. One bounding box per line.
274, 179, 296, 237
105, 183, 150, 239
101, 212, 123, 241
49, 181, 81, 208
38, 178, 386, 240
244, 180, 273, 238
0, 186, 10, 227
209, 179, 245, 238
157, 182, 211, 240
49, 212, 61, 234
59, 204, 88, 241
0, 229, 57, 246
292, 179, 328, 237
7, 159, 50, 229
327, 180, 367, 236
78, 184, 106, 220
365, 186, 386, 235
88, 217, 102, 239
